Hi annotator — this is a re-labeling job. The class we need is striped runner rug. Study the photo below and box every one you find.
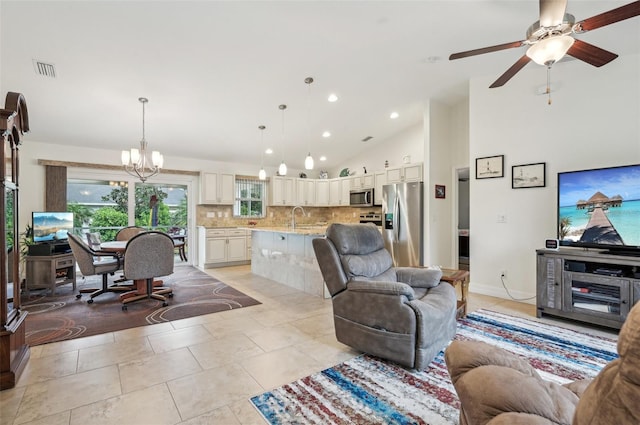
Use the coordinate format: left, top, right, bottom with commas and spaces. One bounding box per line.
250, 309, 618, 424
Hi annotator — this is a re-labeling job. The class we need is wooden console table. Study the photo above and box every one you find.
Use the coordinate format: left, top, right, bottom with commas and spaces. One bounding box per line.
441, 268, 470, 318
25, 253, 76, 295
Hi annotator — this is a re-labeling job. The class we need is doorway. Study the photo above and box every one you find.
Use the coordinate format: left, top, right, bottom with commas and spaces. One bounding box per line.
456, 167, 470, 271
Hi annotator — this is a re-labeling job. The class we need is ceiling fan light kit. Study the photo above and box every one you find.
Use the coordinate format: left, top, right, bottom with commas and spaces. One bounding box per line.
526, 35, 575, 66
448, 0, 640, 93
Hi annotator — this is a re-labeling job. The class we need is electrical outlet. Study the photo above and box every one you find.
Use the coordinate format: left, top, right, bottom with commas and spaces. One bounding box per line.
500, 270, 507, 278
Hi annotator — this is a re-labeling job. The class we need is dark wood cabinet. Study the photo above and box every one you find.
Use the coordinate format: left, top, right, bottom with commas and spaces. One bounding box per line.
1, 92, 30, 390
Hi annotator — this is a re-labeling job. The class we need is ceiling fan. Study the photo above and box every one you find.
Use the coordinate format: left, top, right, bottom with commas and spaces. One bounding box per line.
449, 0, 640, 89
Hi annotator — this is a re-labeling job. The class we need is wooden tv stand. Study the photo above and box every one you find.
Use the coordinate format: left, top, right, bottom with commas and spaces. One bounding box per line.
536, 248, 640, 329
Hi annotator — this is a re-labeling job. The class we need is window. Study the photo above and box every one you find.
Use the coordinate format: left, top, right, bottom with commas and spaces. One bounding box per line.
234, 177, 266, 218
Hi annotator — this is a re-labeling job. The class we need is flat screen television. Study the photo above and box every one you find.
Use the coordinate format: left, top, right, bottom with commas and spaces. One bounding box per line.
32, 211, 74, 243
558, 164, 640, 255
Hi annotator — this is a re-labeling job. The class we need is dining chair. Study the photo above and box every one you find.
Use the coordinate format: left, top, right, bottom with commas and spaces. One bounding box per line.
115, 225, 146, 241
121, 231, 174, 310
167, 227, 187, 261
68, 233, 131, 303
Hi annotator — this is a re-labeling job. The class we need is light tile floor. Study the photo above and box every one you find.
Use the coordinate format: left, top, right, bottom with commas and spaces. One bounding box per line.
0, 265, 618, 425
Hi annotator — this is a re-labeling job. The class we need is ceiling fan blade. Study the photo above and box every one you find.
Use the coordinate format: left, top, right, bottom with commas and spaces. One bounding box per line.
575, 0, 640, 32
566, 39, 618, 67
449, 41, 525, 60
489, 55, 532, 88
539, 0, 568, 27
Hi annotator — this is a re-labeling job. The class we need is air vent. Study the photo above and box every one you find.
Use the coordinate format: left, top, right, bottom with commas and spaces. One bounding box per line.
32, 60, 56, 78
361, 136, 373, 142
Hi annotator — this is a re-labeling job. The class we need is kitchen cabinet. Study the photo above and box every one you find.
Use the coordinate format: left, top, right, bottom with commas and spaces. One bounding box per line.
296, 178, 316, 206
350, 174, 374, 189
198, 227, 250, 268
374, 170, 386, 205
329, 177, 351, 206
315, 179, 330, 206
270, 176, 296, 206
200, 172, 235, 204
386, 163, 423, 183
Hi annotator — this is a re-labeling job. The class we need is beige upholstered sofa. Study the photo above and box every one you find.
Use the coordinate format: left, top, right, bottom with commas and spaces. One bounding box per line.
445, 302, 640, 425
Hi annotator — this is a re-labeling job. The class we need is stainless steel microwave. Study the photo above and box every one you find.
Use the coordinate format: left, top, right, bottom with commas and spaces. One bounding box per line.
349, 188, 374, 207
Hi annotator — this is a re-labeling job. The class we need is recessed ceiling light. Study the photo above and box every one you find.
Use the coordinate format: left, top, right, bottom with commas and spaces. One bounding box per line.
265, 148, 273, 154
322, 131, 331, 138
390, 112, 399, 119
328, 94, 338, 102
320, 156, 327, 161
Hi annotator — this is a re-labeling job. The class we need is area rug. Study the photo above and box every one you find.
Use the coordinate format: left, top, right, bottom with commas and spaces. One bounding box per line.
21, 265, 261, 346
250, 309, 618, 425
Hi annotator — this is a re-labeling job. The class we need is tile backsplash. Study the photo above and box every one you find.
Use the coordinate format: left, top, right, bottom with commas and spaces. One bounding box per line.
196, 205, 381, 228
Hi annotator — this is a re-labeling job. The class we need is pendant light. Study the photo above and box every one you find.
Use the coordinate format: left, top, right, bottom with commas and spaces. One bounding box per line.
258, 125, 267, 180
304, 77, 314, 170
278, 104, 287, 176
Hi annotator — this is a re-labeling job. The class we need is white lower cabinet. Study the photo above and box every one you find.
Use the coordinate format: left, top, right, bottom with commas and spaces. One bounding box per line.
198, 227, 251, 268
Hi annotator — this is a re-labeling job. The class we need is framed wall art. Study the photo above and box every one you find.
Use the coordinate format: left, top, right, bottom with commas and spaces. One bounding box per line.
475, 155, 504, 179
435, 184, 446, 199
512, 162, 546, 189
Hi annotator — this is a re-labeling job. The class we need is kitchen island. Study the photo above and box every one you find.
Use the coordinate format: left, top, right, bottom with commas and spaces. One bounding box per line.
247, 226, 330, 298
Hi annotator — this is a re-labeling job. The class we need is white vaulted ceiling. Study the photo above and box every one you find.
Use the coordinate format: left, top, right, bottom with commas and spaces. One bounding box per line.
1, 1, 638, 171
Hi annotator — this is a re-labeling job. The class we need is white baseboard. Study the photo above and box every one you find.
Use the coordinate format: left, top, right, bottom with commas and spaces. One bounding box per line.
469, 282, 536, 305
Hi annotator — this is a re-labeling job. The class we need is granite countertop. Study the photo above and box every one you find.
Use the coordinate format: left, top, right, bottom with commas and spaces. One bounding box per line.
241, 226, 327, 236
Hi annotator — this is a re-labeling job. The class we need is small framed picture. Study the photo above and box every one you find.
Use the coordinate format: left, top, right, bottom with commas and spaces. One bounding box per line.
512, 162, 546, 189
435, 184, 446, 199
476, 155, 504, 179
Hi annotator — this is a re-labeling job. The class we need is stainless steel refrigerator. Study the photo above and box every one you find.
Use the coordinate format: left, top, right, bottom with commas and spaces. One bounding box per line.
382, 182, 424, 267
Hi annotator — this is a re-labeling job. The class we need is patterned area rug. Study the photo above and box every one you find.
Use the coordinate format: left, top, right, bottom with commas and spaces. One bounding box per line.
250, 309, 618, 424
22, 265, 260, 346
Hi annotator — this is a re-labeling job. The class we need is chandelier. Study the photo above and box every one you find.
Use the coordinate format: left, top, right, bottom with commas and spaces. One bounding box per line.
121, 97, 163, 182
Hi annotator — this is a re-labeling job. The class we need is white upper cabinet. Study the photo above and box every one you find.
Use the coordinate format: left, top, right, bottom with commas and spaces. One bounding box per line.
270, 176, 296, 206
329, 177, 351, 206
296, 178, 316, 206
374, 170, 386, 205
315, 179, 330, 206
200, 172, 235, 204
350, 174, 374, 189
386, 163, 423, 183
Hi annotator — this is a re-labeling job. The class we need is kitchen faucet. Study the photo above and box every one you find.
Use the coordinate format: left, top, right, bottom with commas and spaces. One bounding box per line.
291, 205, 306, 229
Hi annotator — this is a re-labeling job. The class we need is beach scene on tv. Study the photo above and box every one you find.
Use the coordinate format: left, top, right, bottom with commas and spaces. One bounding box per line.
558, 166, 640, 247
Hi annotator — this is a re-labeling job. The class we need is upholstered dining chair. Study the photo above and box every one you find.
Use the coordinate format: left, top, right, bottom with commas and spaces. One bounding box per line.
68, 233, 131, 303
115, 225, 146, 241
312, 222, 458, 370
121, 231, 174, 310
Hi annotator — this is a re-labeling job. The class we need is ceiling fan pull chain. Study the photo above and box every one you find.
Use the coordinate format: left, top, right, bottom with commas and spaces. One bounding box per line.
546, 66, 552, 105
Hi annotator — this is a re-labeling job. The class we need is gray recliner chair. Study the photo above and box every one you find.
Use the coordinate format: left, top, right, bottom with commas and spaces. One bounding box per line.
313, 222, 458, 370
